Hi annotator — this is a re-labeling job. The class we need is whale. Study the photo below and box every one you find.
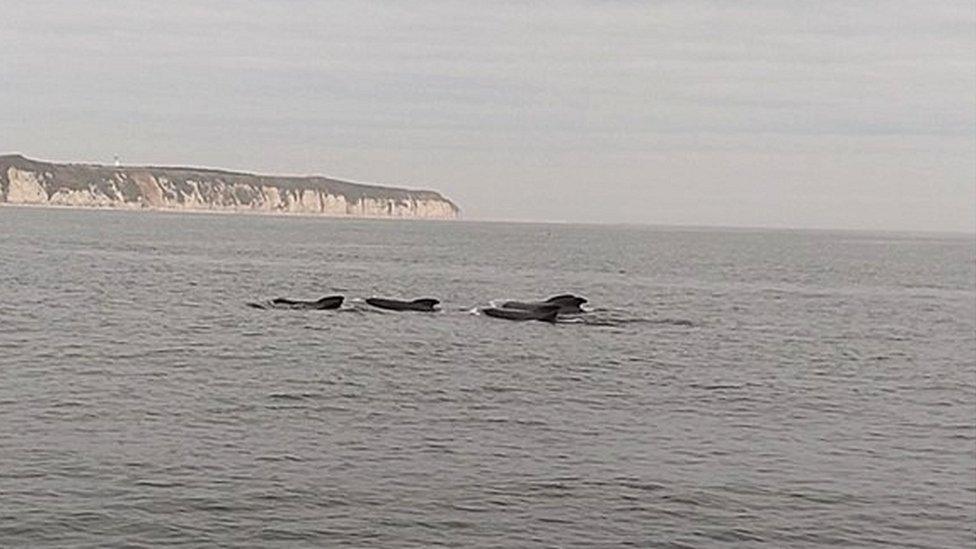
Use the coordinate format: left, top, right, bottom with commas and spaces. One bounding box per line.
247, 295, 344, 310
365, 297, 440, 312
500, 294, 587, 314
482, 304, 561, 322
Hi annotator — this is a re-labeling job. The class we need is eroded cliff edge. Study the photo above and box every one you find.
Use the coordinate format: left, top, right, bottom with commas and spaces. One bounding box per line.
0, 154, 459, 220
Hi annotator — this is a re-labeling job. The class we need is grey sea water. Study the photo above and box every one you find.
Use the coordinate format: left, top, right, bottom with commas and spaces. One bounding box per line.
0, 207, 973, 548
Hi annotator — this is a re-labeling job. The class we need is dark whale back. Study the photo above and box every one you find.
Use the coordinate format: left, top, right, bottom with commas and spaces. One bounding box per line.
366, 297, 440, 312
310, 296, 345, 309
482, 304, 560, 322
545, 294, 587, 306
248, 295, 344, 310
408, 298, 440, 310
500, 294, 588, 314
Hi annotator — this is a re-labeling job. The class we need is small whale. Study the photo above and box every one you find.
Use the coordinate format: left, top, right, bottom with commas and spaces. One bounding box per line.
365, 297, 440, 312
482, 304, 560, 322
247, 295, 344, 310
500, 294, 588, 314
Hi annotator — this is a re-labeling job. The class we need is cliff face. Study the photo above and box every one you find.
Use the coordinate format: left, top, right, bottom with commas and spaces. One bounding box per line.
0, 154, 459, 220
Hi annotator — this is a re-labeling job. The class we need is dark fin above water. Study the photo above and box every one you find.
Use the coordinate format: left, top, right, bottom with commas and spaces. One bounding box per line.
310, 296, 345, 309
366, 297, 440, 312
250, 295, 344, 310
500, 294, 588, 315
545, 294, 588, 306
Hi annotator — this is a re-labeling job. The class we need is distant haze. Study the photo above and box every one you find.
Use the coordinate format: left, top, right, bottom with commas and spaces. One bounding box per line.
1, 1, 973, 232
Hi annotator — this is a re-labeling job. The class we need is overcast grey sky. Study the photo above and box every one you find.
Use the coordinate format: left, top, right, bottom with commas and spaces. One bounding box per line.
2, 1, 973, 231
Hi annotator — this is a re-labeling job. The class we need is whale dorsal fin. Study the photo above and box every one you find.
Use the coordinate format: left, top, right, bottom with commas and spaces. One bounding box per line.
411, 298, 440, 308
546, 294, 586, 305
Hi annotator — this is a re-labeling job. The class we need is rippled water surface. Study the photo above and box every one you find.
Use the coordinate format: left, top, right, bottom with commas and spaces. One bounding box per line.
1, 207, 974, 547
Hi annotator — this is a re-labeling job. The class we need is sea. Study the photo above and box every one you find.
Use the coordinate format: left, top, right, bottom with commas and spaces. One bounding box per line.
0, 206, 973, 548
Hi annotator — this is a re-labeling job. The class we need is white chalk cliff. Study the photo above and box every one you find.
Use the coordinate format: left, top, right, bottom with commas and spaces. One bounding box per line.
0, 154, 459, 220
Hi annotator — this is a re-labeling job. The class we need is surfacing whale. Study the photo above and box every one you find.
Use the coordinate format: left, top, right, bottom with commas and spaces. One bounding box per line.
482, 304, 561, 322
500, 294, 588, 314
365, 297, 440, 312
247, 295, 344, 310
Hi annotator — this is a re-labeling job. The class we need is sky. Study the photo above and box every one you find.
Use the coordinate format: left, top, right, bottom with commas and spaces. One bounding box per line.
1, 1, 973, 232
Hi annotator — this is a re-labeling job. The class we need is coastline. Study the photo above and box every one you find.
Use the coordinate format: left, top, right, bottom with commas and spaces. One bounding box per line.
0, 201, 464, 222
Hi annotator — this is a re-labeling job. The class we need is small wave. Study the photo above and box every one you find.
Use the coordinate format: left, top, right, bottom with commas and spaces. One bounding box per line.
134, 479, 183, 488
255, 454, 304, 462
267, 392, 314, 401
650, 318, 696, 327
689, 383, 744, 391
556, 317, 585, 324
578, 313, 697, 328
50, 400, 87, 408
